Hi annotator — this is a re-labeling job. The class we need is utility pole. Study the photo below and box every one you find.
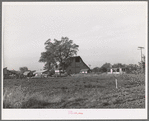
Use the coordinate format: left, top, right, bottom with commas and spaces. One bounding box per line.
138, 47, 144, 62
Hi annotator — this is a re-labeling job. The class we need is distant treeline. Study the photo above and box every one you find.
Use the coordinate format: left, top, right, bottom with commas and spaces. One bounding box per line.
91, 62, 145, 74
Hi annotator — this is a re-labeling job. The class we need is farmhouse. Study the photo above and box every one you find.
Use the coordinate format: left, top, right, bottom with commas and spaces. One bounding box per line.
65, 56, 91, 74
107, 67, 126, 74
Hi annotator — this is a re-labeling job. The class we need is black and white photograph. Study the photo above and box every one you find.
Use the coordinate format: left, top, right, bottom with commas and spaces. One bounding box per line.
2, 1, 147, 120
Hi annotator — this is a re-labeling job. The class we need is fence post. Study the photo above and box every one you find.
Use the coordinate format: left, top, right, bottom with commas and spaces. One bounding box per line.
115, 79, 118, 89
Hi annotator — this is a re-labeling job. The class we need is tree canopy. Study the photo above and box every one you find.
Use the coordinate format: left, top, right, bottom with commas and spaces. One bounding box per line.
100, 63, 112, 72
39, 37, 79, 70
142, 55, 145, 70
92, 67, 100, 73
138, 55, 145, 73
19, 67, 28, 74
112, 63, 125, 68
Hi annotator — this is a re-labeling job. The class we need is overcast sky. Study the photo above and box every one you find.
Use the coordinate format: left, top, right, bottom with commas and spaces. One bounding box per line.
3, 2, 147, 71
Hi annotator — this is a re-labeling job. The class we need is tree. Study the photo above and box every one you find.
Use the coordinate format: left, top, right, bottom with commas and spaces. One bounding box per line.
112, 63, 124, 68
138, 55, 145, 73
142, 55, 145, 69
100, 63, 111, 72
92, 67, 100, 73
39, 37, 79, 71
124, 64, 138, 73
19, 67, 28, 74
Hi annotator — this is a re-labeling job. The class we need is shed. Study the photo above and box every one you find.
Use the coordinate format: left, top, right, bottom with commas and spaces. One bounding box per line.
33, 70, 48, 77
23, 71, 31, 76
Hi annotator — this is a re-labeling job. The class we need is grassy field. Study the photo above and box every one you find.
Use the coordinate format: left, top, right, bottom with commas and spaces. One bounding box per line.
3, 73, 145, 108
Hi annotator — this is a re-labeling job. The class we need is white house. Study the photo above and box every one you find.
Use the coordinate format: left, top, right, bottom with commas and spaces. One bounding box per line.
107, 68, 126, 74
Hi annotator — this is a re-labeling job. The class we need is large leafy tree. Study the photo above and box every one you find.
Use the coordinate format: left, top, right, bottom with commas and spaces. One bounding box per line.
39, 37, 79, 71
100, 63, 111, 72
92, 67, 100, 73
112, 63, 125, 68
19, 67, 28, 74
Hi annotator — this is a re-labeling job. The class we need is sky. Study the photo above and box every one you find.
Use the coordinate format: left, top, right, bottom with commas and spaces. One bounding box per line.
2, 2, 147, 71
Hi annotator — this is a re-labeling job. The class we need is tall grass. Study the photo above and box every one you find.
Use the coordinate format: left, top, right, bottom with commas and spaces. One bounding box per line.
3, 85, 66, 108
3, 85, 29, 108
3, 73, 145, 108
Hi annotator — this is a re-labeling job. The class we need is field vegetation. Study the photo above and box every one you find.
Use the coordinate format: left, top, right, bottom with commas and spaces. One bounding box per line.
3, 73, 145, 108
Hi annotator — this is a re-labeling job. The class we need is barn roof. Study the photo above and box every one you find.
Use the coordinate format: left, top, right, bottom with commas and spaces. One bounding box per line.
73, 56, 90, 70
69, 56, 80, 59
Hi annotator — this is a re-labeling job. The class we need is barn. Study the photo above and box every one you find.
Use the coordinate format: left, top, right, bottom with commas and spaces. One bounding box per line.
65, 56, 91, 74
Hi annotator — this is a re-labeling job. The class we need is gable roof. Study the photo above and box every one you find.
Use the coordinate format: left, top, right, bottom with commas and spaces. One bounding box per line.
67, 56, 90, 70
68, 56, 82, 61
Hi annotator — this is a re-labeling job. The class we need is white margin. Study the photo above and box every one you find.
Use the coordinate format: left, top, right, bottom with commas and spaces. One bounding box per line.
1, 1, 148, 120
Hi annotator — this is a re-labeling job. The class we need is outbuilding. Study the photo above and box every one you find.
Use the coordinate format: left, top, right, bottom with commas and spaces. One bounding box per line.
107, 67, 126, 74
33, 70, 48, 78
